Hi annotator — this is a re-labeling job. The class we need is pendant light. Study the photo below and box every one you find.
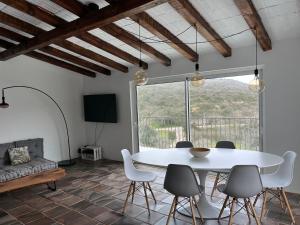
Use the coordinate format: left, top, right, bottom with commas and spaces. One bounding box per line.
133, 20, 148, 86
249, 27, 265, 93
191, 24, 205, 87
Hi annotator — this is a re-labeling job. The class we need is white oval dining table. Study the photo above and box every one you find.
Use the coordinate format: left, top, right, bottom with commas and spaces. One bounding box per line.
132, 148, 283, 220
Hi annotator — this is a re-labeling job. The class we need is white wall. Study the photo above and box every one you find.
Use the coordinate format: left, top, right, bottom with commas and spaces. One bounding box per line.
0, 55, 87, 161
84, 37, 300, 193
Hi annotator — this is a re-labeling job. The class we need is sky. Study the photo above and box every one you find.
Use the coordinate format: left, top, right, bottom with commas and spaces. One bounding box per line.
225, 75, 254, 84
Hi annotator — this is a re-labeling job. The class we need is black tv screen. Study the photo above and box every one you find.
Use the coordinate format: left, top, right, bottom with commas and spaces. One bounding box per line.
84, 94, 117, 123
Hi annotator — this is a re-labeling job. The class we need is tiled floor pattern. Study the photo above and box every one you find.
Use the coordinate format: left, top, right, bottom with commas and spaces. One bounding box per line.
0, 160, 299, 225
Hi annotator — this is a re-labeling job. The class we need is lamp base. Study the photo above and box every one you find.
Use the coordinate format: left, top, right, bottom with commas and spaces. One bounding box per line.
58, 159, 76, 167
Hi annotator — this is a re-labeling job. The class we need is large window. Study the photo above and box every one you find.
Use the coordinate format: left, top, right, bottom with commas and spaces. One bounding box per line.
132, 69, 262, 152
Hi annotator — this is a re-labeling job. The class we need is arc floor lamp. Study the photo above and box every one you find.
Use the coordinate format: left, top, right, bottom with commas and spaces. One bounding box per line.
0, 86, 75, 166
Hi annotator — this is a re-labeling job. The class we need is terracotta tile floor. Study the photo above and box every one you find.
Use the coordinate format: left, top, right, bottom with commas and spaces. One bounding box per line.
0, 159, 299, 225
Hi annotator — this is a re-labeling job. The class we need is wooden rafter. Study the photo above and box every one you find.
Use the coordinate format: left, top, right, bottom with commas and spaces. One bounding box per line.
0, 6, 125, 73
169, 0, 231, 57
0, 0, 147, 69
0, 0, 66, 27
76, 32, 148, 69
55, 40, 128, 73
0, 39, 96, 77
234, 0, 272, 51
130, 12, 198, 62
102, 24, 171, 66
0, 27, 111, 75
0, 0, 169, 61
0, 12, 120, 74
0, 12, 41, 36
51, 0, 171, 66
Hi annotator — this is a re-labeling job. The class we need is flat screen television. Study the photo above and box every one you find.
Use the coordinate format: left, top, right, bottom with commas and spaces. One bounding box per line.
83, 94, 117, 123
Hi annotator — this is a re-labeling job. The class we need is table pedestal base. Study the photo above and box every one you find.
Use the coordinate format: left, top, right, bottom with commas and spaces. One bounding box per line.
177, 170, 229, 220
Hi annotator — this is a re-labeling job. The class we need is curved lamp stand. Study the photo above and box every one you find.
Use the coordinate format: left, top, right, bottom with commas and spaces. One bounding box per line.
0, 86, 75, 166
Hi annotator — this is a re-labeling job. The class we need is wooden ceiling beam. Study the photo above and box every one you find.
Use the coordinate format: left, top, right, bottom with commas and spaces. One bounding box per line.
76, 32, 148, 69
0, 0, 65, 27
0, 12, 41, 36
0, 27, 110, 75
40, 46, 111, 75
234, 0, 272, 51
130, 12, 198, 62
0, 28, 111, 75
0, 12, 124, 73
0, 0, 168, 60
0, 27, 28, 43
27, 51, 96, 77
55, 40, 128, 73
0, 39, 96, 77
169, 0, 231, 57
50, 0, 87, 16
50, 0, 171, 66
102, 24, 171, 66
1, 0, 145, 69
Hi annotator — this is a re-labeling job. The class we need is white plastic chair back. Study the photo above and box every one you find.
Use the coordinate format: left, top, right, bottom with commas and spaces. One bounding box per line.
121, 149, 137, 179
273, 151, 297, 186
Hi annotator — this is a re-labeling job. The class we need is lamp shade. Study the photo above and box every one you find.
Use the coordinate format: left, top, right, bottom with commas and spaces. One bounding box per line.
134, 68, 148, 86
191, 71, 205, 87
249, 78, 265, 93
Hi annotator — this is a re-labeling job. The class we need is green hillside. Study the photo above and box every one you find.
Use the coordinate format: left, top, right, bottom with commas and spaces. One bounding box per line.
137, 79, 258, 119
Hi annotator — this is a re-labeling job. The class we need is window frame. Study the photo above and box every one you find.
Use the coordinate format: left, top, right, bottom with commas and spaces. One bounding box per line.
130, 65, 264, 153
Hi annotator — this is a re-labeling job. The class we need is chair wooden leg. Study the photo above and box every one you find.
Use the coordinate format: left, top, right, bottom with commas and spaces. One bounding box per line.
122, 182, 134, 214
228, 198, 236, 225
173, 197, 178, 218
281, 189, 295, 224
248, 198, 260, 225
260, 190, 267, 221
142, 182, 151, 214
192, 196, 204, 224
147, 182, 157, 203
244, 198, 251, 222
253, 193, 260, 206
278, 188, 285, 209
131, 182, 136, 203
166, 197, 176, 225
218, 195, 229, 220
211, 172, 220, 198
189, 197, 197, 225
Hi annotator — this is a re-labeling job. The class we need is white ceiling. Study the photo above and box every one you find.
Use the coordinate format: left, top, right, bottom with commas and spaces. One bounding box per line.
0, 0, 300, 71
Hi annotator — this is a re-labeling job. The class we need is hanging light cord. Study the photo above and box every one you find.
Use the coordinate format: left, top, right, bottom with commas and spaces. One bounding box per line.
138, 20, 142, 68
254, 26, 259, 77
195, 24, 199, 71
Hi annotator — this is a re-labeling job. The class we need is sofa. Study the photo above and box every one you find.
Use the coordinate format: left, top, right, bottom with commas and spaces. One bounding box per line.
0, 138, 65, 193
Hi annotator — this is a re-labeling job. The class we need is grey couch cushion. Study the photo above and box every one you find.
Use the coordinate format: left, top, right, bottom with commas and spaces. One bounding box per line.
15, 138, 44, 159
0, 138, 44, 166
0, 142, 15, 166
0, 157, 58, 183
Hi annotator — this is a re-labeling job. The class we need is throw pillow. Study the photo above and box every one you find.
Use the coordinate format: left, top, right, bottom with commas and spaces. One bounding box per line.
8, 146, 31, 166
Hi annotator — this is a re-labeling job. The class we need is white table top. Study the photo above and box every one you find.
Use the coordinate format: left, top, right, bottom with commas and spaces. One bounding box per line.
132, 148, 283, 170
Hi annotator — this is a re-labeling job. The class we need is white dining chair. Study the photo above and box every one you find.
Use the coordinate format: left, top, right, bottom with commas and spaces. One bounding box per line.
254, 151, 297, 224
218, 165, 262, 225
121, 149, 157, 214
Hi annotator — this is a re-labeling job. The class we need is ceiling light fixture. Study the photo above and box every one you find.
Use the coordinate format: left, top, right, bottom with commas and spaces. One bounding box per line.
249, 27, 265, 93
133, 20, 148, 86
191, 24, 205, 87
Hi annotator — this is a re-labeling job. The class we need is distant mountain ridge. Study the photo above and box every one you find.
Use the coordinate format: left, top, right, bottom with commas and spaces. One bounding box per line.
137, 78, 258, 118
